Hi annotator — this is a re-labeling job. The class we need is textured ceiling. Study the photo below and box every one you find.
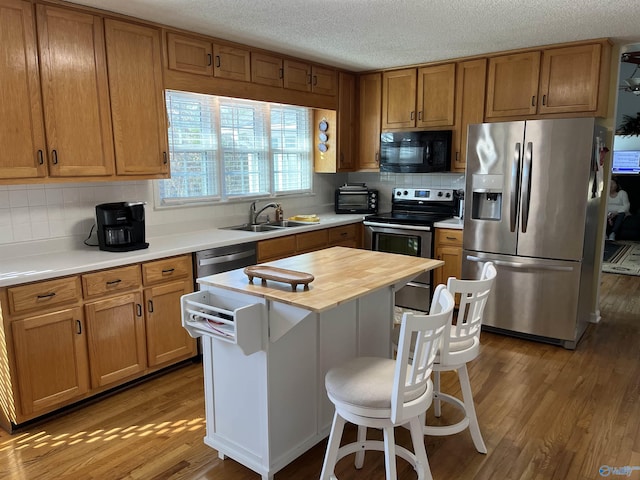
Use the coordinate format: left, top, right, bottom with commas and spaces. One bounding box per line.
71, 0, 640, 71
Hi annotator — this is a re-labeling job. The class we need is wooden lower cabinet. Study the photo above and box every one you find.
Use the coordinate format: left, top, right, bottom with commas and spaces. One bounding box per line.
433, 228, 463, 288
144, 279, 195, 367
11, 306, 89, 417
0, 254, 195, 430
84, 291, 147, 388
257, 223, 361, 262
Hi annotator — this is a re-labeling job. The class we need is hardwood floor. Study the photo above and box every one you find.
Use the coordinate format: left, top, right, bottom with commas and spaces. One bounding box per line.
1, 272, 639, 480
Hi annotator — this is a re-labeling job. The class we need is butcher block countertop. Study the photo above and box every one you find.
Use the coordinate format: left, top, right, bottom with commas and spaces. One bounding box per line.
198, 246, 443, 312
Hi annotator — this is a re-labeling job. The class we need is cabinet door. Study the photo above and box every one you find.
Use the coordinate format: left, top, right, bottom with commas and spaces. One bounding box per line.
84, 291, 146, 388
538, 44, 601, 114
105, 19, 169, 177
312, 66, 337, 96
434, 245, 462, 287
296, 230, 329, 253
166, 32, 213, 76
144, 279, 196, 368
0, 0, 47, 180
453, 59, 486, 172
251, 52, 283, 87
416, 64, 455, 127
36, 5, 114, 177
382, 68, 416, 129
485, 52, 540, 119
257, 235, 297, 262
12, 307, 89, 417
337, 72, 356, 171
358, 73, 381, 171
283, 59, 311, 92
213, 44, 251, 81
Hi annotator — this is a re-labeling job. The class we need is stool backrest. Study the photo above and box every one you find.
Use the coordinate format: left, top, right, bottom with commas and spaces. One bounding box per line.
392, 285, 453, 423
440, 262, 497, 364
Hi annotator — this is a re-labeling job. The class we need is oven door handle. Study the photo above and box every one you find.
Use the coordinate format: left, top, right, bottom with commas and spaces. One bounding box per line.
363, 221, 432, 232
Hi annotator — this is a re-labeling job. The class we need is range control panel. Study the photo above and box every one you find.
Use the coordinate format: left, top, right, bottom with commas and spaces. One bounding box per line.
392, 188, 454, 202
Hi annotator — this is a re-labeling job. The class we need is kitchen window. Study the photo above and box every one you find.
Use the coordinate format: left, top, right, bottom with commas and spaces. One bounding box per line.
157, 90, 312, 206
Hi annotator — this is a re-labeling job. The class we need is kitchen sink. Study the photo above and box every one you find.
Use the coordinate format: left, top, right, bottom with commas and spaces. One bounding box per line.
221, 220, 312, 232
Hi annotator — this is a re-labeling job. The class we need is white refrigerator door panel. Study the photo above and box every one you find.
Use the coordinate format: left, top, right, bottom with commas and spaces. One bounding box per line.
463, 251, 581, 342
516, 118, 595, 261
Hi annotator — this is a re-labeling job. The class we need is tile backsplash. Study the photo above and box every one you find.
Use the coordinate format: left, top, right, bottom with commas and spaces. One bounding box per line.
0, 171, 464, 246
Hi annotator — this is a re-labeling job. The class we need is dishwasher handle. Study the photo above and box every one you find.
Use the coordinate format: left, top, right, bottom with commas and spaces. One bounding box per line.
198, 250, 255, 267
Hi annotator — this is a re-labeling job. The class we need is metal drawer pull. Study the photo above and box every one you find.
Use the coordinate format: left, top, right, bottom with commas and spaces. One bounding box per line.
207, 53, 212, 66
106, 279, 122, 285
76, 320, 82, 335
136, 304, 142, 317
445, 236, 457, 240
215, 55, 221, 68
37, 150, 44, 165
161, 268, 175, 274
148, 300, 154, 313
36, 292, 56, 299
51, 149, 58, 164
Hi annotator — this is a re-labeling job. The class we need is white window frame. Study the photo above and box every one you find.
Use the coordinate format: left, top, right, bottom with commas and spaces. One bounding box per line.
155, 90, 313, 208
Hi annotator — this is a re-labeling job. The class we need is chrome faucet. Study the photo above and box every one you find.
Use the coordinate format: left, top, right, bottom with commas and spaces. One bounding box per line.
250, 201, 280, 224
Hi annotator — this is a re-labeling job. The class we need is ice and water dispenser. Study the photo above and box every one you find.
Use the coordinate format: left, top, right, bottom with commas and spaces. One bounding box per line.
470, 174, 503, 221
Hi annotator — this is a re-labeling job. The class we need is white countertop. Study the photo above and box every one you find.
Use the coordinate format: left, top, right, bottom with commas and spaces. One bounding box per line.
433, 218, 464, 230
0, 214, 365, 288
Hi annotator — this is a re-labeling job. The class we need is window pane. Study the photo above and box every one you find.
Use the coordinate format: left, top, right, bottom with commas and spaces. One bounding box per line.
159, 90, 312, 205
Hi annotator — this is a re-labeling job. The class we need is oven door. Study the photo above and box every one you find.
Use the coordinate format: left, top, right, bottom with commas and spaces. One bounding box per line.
363, 221, 433, 311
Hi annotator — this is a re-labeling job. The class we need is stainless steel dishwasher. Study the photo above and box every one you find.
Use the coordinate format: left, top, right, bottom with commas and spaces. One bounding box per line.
194, 242, 257, 286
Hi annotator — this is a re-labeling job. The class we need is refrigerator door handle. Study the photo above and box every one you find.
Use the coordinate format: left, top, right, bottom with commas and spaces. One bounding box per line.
521, 141, 533, 233
510, 143, 521, 232
465, 255, 574, 272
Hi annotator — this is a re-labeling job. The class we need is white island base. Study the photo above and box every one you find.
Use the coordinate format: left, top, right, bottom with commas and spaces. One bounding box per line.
181, 247, 443, 479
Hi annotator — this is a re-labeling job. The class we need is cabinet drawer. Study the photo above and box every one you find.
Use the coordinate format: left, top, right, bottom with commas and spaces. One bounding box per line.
436, 228, 463, 246
258, 235, 297, 262
296, 230, 329, 252
7, 277, 81, 315
142, 255, 192, 286
82, 265, 141, 299
328, 224, 358, 244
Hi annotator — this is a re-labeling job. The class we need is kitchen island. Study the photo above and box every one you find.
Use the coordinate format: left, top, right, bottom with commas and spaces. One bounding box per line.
181, 247, 443, 480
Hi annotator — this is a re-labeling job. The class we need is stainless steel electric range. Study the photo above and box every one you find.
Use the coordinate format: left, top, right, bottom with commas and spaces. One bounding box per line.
363, 187, 458, 311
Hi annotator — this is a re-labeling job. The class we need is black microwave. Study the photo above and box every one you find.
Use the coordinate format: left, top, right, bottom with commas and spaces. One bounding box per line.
380, 130, 452, 173
335, 185, 378, 214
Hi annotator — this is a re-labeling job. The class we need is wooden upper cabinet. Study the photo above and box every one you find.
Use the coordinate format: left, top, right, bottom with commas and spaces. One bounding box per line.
105, 19, 169, 177
283, 60, 336, 95
0, 0, 47, 180
36, 4, 114, 177
312, 66, 337, 96
485, 51, 541, 119
166, 32, 213, 76
358, 72, 382, 171
337, 72, 356, 171
382, 68, 417, 129
416, 63, 456, 127
251, 52, 283, 87
213, 44, 250, 81
452, 59, 486, 172
486, 42, 609, 119
538, 44, 601, 114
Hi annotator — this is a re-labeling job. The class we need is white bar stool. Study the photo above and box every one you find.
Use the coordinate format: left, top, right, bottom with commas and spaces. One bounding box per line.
320, 285, 454, 480
424, 262, 496, 454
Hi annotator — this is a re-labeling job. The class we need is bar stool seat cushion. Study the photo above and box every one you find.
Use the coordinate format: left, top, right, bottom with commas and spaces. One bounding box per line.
325, 357, 427, 409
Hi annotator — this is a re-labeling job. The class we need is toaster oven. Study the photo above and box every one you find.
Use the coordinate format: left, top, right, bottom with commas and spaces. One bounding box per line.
335, 184, 378, 214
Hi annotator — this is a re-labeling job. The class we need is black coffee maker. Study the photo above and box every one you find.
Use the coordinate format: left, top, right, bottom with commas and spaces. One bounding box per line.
95, 202, 149, 252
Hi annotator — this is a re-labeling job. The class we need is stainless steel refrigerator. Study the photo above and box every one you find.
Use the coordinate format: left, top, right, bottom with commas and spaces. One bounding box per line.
462, 118, 607, 349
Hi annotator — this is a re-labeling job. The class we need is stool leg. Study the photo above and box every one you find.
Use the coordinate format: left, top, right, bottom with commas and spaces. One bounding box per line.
409, 416, 433, 480
458, 364, 487, 454
354, 425, 367, 469
383, 425, 398, 480
320, 411, 346, 480
433, 370, 442, 417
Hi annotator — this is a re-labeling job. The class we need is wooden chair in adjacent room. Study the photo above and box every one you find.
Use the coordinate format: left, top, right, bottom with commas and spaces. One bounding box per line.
424, 261, 497, 454
320, 285, 454, 480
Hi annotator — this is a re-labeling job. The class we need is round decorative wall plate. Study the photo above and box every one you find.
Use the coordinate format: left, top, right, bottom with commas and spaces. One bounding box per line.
319, 120, 328, 132
318, 143, 328, 152
318, 132, 328, 142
